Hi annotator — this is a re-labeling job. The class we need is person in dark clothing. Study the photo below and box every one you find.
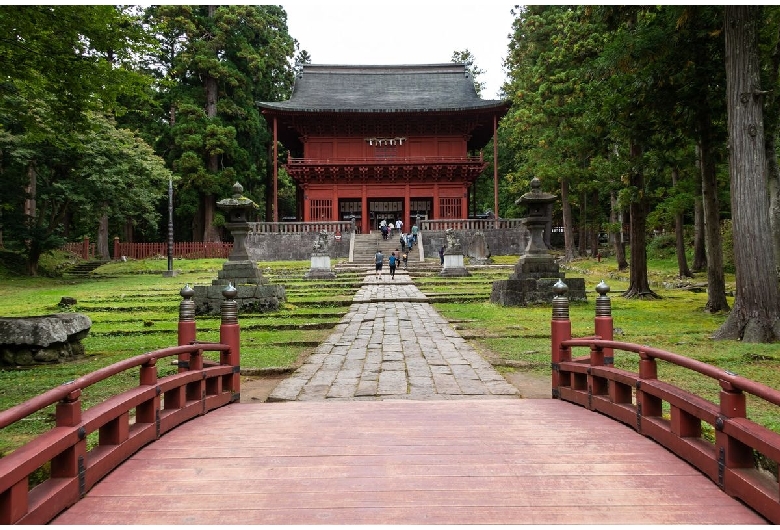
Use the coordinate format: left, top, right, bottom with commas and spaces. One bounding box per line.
388, 252, 397, 279
439, 246, 445, 265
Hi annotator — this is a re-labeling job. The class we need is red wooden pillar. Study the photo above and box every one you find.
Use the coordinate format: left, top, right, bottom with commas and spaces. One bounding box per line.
177, 285, 196, 373
551, 280, 571, 399
361, 188, 369, 234
219, 284, 241, 400
460, 187, 468, 219
433, 184, 440, 220
404, 183, 411, 233
493, 113, 499, 219
332, 185, 339, 222
303, 187, 310, 223
273, 116, 278, 222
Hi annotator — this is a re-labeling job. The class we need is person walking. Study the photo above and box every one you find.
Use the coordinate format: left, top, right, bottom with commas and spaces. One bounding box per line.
375, 249, 384, 279
411, 223, 419, 245
402, 251, 408, 270
388, 251, 397, 280
400, 233, 406, 252
396, 218, 403, 234
406, 232, 414, 251
439, 246, 445, 265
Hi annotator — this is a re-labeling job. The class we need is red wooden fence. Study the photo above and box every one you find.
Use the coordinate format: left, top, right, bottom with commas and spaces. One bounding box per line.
113, 240, 232, 260
551, 280, 780, 524
62, 238, 96, 260
62, 238, 232, 260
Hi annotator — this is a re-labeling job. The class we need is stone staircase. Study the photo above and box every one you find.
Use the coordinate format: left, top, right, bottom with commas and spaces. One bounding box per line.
344, 231, 430, 271
63, 259, 109, 278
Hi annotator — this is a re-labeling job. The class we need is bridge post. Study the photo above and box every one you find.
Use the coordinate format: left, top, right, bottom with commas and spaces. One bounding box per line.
636, 352, 662, 432
51, 389, 87, 489
716, 380, 753, 489
551, 280, 571, 399
594, 280, 613, 366
136, 359, 159, 429
177, 284, 196, 373
219, 283, 241, 401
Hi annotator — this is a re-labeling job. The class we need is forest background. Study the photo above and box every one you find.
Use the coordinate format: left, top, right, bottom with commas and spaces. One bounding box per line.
1, 5, 779, 341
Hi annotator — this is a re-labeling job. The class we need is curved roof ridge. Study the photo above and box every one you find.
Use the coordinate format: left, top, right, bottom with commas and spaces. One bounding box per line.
258, 62, 508, 113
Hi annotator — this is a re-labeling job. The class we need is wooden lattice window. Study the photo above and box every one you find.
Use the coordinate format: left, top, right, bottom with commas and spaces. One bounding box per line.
439, 198, 462, 219
310, 199, 333, 221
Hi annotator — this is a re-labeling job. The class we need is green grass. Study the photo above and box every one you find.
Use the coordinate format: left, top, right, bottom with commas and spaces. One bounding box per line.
1, 251, 779, 459
0, 257, 348, 455
430, 255, 780, 434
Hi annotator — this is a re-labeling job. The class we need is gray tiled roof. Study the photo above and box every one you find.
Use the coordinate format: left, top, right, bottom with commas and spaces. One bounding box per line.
257, 63, 506, 113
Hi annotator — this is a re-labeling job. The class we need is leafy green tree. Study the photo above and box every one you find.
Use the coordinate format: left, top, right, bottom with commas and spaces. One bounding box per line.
0, 6, 160, 274
452, 49, 486, 97
140, 5, 296, 241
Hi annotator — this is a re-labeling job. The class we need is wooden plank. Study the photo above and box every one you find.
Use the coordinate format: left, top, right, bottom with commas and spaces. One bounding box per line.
51, 400, 767, 525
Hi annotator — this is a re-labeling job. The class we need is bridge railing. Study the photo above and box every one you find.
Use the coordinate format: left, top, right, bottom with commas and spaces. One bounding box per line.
0, 284, 242, 525
550, 280, 780, 524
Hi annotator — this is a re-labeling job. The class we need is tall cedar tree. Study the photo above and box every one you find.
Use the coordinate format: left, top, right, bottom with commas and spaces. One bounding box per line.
713, 6, 780, 342
142, 5, 296, 242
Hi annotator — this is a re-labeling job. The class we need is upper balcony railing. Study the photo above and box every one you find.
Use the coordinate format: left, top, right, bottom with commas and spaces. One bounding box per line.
286, 154, 484, 166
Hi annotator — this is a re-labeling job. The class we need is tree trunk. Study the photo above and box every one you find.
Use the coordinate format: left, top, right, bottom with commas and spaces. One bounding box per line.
671, 167, 692, 278
97, 209, 110, 259
768, 133, 780, 274
692, 192, 707, 272
714, 6, 780, 342
624, 141, 658, 299
610, 191, 628, 270
560, 178, 575, 262
577, 190, 587, 256
699, 120, 729, 312
202, 192, 220, 243
201, 73, 221, 242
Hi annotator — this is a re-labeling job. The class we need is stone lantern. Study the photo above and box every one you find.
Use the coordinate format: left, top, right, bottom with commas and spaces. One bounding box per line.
217, 182, 256, 262
490, 178, 586, 306
518, 177, 556, 257
193, 182, 286, 315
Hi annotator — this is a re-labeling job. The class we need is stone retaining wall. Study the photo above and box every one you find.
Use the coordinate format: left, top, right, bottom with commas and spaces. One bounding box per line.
245, 232, 351, 261
421, 226, 530, 260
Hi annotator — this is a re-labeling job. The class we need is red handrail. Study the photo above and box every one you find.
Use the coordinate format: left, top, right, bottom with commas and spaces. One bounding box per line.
552, 301, 780, 524
0, 285, 241, 525
0, 344, 229, 430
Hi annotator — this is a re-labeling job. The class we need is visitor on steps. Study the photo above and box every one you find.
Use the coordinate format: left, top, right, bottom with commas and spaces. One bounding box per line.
375, 250, 384, 279
402, 252, 408, 270
389, 252, 397, 279
400, 234, 406, 252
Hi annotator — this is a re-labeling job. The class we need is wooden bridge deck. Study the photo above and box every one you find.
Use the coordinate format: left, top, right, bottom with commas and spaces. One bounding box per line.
52, 399, 766, 525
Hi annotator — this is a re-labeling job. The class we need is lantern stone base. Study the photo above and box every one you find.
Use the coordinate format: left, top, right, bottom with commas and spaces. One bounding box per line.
193, 259, 286, 315
304, 254, 336, 279
440, 254, 471, 277
490, 254, 586, 306
490, 277, 586, 306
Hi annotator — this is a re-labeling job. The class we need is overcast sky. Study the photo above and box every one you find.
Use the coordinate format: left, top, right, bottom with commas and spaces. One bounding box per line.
282, 2, 517, 100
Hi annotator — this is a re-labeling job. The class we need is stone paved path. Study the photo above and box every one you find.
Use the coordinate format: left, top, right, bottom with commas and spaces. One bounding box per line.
269, 271, 519, 401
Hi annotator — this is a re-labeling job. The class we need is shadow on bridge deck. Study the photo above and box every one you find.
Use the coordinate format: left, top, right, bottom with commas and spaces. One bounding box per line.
52, 399, 766, 525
